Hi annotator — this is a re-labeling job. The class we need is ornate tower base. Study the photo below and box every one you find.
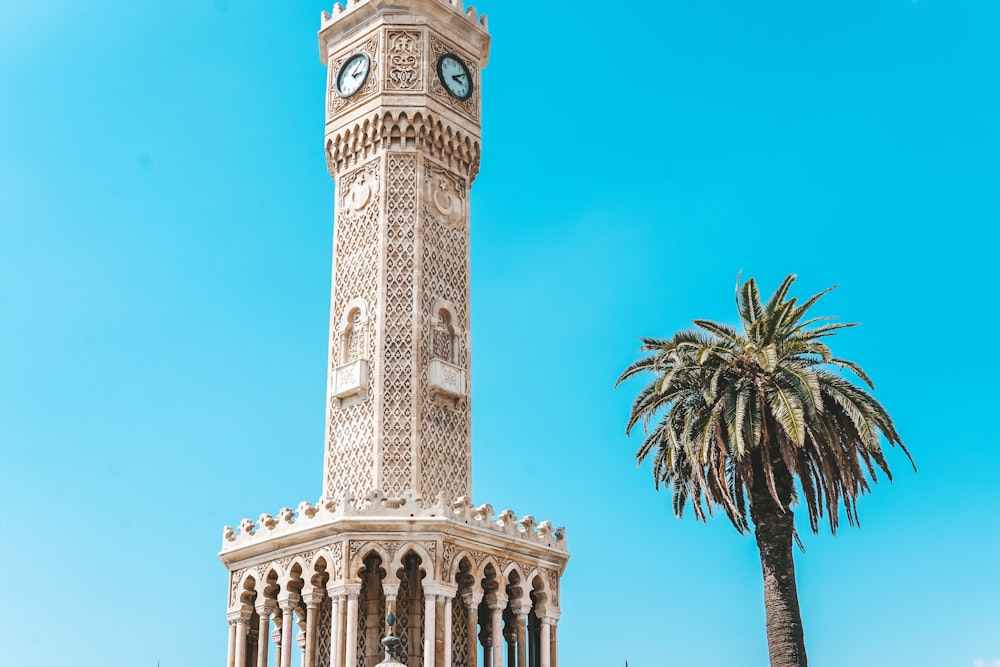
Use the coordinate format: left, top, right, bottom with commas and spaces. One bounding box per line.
219, 1, 568, 666
221, 491, 567, 667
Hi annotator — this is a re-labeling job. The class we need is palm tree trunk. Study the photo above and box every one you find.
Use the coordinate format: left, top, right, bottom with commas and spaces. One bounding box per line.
750, 458, 808, 667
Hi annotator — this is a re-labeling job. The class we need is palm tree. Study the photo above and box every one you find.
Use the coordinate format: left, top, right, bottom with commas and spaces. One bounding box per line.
617, 274, 912, 667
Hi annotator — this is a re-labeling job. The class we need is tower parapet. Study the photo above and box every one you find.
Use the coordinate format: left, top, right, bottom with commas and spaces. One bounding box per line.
321, 0, 488, 33
222, 491, 568, 553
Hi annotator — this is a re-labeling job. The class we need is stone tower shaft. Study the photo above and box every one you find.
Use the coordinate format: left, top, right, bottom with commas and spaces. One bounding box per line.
220, 6, 568, 667
320, 0, 491, 504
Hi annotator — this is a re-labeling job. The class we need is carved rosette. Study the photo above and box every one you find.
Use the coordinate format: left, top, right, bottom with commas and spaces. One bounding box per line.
385, 30, 423, 91
429, 33, 479, 120
328, 34, 379, 118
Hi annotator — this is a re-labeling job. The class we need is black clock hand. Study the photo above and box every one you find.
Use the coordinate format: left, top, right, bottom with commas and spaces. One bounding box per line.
452, 73, 466, 82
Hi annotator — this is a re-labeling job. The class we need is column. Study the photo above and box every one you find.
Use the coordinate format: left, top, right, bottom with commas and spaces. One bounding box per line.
538, 621, 551, 667
278, 594, 300, 667
248, 626, 260, 667
423, 594, 437, 667
326, 589, 344, 667
549, 620, 558, 667
344, 590, 360, 667
382, 583, 399, 618
230, 609, 252, 667
296, 628, 307, 667
435, 595, 447, 667
255, 602, 275, 667
510, 605, 530, 667
487, 597, 506, 667
463, 594, 482, 667
226, 615, 239, 667
272, 615, 283, 659
303, 592, 324, 667
443, 596, 452, 667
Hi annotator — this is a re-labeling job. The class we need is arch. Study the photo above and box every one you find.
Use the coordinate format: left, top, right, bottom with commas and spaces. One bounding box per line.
313, 547, 343, 584
281, 556, 310, 583
237, 573, 258, 607
340, 297, 368, 364
445, 549, 477, 582
503, 565, 529, 609
528, 572, 550, 615
347, 543, 392, 583
254, 567, 281, 601
388, 542, 435, 578
476, 556, 502, 580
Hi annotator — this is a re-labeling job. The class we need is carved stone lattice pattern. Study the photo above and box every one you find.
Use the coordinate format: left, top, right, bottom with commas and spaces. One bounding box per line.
356, 600, 367, 667
325, 157, 381, 499
419, 158, 471, 501
317, 596, 333, 667
397, 573, 411, 663
386, 30, 422, 91
329, 34, 379, 118
381, 152, 418, 496
429, 33, 479, 120
452, 595, 470, 667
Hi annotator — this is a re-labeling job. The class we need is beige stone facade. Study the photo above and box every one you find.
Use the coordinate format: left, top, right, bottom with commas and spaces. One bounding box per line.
219, 2, 569, 667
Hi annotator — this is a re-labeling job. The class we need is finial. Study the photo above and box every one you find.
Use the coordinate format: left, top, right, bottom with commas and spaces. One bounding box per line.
379, 612, 402, 662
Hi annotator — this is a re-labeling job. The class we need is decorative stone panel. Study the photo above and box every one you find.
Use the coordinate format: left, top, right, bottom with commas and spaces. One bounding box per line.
429, 359, 466, 403
333, 359, 369, 401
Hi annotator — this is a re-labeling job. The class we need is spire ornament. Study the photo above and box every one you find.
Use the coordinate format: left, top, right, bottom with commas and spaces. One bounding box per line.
377, 613, 403, 666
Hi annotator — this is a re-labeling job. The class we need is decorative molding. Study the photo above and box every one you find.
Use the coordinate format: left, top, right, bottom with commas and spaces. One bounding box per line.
385, 30, 423, 91
221, 488, 568, 553
428, 359, 466, 407
326, 110, 481, 180
332, 359, 369, 401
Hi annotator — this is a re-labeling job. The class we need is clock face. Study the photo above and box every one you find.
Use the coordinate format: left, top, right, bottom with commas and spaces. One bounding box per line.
436, 53, 473, 101
336, 53, 371, 98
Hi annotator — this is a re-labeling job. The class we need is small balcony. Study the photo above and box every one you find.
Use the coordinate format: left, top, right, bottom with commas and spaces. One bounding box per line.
333, 359, 369, 404
429, 358, 466, 407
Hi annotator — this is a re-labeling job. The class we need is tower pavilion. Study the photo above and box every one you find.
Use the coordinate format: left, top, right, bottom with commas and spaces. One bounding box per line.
219, 3, 569, 667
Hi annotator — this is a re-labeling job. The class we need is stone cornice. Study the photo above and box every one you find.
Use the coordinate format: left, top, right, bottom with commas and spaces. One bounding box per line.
326, 109, 481, 180
220, 489, 568, 565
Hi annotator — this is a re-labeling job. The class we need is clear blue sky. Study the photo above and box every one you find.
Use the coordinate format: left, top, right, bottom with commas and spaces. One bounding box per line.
1, 1, 998, 666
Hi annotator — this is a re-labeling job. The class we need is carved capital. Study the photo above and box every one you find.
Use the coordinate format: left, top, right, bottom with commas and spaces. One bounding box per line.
227, 607, 253, 625
422, 582, 458, 599
277, 593, 300, 612
538, 611, 560, 625
509, 604, 532, 619
462, 592, 483, 609
486, 596, 507, 612
302, 590, 326, 609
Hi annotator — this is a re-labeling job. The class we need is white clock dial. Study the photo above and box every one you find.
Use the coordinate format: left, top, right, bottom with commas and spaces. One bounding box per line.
436, 53, 473, 101
336, 53, 370, 98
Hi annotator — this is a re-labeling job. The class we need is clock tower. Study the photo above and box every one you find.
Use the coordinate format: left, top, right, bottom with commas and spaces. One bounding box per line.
219, 3, 569, 667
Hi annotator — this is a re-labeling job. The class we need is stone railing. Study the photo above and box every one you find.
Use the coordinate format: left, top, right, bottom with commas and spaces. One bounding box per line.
321, 0, 488, 32
222, 488, 566, 552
